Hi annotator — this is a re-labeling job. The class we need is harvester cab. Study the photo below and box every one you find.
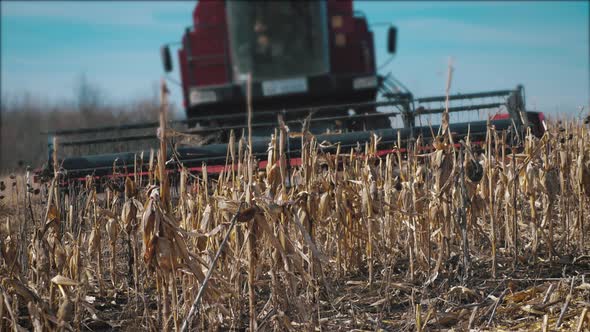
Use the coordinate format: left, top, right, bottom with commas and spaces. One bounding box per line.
41, 0, 546, 184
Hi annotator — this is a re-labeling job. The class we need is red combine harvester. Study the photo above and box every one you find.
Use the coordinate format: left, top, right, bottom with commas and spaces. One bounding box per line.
41, 0, 546, 183
166, 1, 391, 136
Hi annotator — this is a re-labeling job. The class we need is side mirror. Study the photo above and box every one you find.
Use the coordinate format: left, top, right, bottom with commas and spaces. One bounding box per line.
161, 45, 173, 73
387, 26, 397, 54
184, 27, 192, 55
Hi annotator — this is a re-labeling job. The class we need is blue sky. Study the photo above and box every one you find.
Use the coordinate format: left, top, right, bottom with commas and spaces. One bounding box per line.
2, 1, 588, 118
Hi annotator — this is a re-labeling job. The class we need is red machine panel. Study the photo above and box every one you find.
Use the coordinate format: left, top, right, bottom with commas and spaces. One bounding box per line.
326, 0, 374, 75
180, 0, 231, 89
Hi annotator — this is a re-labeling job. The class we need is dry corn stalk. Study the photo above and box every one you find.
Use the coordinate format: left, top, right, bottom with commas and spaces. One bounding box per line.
0, 118, 588, 331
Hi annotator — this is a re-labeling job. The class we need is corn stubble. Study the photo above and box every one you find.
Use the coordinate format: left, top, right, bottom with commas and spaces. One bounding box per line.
0, 120, 590, 331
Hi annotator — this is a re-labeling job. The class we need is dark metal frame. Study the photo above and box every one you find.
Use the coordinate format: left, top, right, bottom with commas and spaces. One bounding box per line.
44, 83, 529, 177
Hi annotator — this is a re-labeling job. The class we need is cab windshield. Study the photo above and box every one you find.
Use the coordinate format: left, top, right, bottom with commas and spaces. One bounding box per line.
226, 1, 329, 81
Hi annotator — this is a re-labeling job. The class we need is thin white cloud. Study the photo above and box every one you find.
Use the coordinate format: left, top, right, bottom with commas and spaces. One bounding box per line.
3, 51, 158, 73
3, 55, 49, 67
1, 1, 194, 28
393, 17, 586, 52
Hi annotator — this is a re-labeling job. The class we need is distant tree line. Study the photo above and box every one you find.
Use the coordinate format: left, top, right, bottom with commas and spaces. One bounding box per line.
0, 76, 172, 173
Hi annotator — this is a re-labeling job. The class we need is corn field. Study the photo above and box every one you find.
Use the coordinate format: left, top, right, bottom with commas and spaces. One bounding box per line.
1, 116, 590, 331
